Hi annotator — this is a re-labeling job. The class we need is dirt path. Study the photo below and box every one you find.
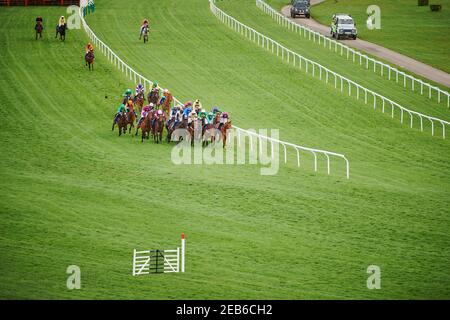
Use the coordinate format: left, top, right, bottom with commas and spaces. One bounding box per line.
281, 1, 450, 88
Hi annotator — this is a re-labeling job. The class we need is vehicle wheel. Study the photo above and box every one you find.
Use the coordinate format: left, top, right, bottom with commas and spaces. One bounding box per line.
306, 14, 310, 19
353, 35, 357, 40
336, 34, 340, 40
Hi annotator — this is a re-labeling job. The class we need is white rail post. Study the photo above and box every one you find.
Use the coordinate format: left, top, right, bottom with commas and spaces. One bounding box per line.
181, 233, 185, 273
132, 249, 136, 276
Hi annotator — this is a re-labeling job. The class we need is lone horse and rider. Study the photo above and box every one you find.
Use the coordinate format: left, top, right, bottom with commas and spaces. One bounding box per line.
139, 19, 150, 43
55, 15, 67, 41
85, 42, 95, 70
35, 17, 43, 40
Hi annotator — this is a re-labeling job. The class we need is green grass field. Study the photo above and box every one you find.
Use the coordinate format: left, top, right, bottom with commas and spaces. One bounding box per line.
217, 0, 450, 121
300, 0, 450, 74
0, 0, 450, 299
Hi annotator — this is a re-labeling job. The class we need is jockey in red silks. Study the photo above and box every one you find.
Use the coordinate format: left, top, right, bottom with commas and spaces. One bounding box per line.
140, 19, 149, 39
137, 103, 153, 127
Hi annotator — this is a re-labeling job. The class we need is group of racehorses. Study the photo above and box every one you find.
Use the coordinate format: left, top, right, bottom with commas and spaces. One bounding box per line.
112, 87, 232, 147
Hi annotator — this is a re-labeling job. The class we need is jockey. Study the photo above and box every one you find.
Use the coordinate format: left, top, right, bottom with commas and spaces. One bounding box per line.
114, 104, 126, 123
125, 98, 137, 116
137, 104, 153, 127
135, 83, 144, 97
35, 17, 43, 32
167, 107, 176, 130
140, 19, 149, 38
182, 106, 192, 120
212, 107, 221, 114
152, 109, 164, 127
206, 112, 215, 125
122, 89, 132, 104
193, 99, 202, 113
58, 16, 66, 27
218, 112, 229, 129
198, 109, 207, 123
86, 42, 94, 54
188, 109, 198, 124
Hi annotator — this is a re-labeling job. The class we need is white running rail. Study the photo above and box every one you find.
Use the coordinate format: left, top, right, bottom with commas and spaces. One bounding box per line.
78, 4, 350, 179
256, 0, 450, 108
209, 0, 450, 139
235, 127, 350, 179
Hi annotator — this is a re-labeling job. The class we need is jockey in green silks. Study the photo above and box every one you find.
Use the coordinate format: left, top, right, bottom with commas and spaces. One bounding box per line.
114, 104, 127, 123
206, 112, 215, 124
122, 89, 132, 104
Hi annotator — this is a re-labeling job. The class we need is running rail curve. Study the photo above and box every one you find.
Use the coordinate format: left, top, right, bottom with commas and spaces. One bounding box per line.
78, 4, 350, 179
209, 0, 450, 139
256, 0, 450, 108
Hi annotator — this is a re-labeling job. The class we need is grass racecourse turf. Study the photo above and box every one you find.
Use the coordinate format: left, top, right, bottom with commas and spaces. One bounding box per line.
270, 0, 450, 74
0, 0, 450, 299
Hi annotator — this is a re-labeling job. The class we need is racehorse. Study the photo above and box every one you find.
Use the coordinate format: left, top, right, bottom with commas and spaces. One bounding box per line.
112, 111, 128, 136
202, 123, 216, 146
35, 21, 43, 40
126, 105, 136, 134
134, 93, 145, 114
167, 118, 187, 143
147, 87, 160, 105
152, 112, 166, 144
162, 92, 173, 117
137, 111, 153, 142
219, 121, 232, 148
142, 25, 150, 43
55, 23, 67, 41
213, 112, 222, 126
85, 50, 95, 70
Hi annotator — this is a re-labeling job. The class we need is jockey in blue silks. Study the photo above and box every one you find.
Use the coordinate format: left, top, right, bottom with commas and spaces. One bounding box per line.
182, 107, 192, 120
159, 95, 166, 106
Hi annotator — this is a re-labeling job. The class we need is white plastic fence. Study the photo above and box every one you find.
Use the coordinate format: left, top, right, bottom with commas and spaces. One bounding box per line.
79, 6, 186, 110
209, 0, 450, 139
235, 127, 350, 179
132, 248, 180, 275
78, 4, 350, 179
256, 0, 450, 108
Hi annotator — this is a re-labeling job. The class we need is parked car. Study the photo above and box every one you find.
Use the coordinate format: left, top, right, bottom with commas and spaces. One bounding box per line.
290, 0, 311, 19
330, 14, 357, 40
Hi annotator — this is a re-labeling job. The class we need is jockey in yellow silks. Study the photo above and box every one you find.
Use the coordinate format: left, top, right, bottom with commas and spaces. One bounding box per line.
193, 99, 202, 113
58, 16, 66, 27
86, 42, 94, 54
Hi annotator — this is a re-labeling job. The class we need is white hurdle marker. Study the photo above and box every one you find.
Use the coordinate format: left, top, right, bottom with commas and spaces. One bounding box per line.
132, 233, 186, 276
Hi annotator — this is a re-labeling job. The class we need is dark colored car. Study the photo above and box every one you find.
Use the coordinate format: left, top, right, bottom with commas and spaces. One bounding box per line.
290, 1, 311, 19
